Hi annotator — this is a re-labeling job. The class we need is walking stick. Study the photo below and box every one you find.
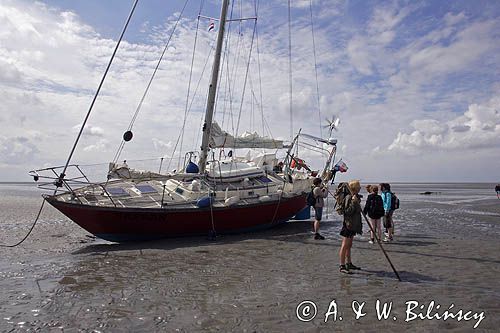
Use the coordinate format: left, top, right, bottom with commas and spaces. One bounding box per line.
327, 187, 402, 282
361, 211, 401, 282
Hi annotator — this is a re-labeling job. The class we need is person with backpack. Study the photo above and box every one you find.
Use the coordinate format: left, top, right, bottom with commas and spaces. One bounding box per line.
363, 185, 385, 244
381, 183, 395, 242
312, 177, 328, 240
338, 180, 363, 274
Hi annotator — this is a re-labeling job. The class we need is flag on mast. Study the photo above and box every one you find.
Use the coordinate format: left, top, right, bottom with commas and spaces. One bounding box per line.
333, 160, 348, 173
208, 21, 215, 32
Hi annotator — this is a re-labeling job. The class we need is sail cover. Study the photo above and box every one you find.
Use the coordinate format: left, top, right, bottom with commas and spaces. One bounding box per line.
209, 122, 286, 149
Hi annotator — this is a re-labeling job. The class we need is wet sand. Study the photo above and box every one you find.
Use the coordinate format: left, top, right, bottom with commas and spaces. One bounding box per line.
1, 183, 499, 332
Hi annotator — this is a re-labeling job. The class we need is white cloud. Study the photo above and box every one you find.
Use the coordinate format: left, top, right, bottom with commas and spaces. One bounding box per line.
410, 119, 447, 136
152, 138, 172, 151
287, 0, 344, 19
368, 4, 415, 33
346, 3, 418, 76
407, 20, 497, 79
451, 124, 470, 133
347, 36, 374, 76
0, 58, 23, 83
72, 124, 105, 137
386, 95, 500, 154
444, 12, 466, 26
0, 135, 39, 164
82, 139, 110, 152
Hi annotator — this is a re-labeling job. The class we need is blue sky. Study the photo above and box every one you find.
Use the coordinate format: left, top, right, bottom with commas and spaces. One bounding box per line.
0, 0, 499, 182
41, 0, 211, 42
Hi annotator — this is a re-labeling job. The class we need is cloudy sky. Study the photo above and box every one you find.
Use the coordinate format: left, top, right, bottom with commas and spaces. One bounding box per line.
1, 0, 499, 182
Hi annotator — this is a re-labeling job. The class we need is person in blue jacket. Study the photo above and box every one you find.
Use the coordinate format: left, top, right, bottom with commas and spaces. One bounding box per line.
380, 183, 394, 242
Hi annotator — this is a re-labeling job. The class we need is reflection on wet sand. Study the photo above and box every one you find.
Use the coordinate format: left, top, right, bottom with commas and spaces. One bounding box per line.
44, 222, 327, 331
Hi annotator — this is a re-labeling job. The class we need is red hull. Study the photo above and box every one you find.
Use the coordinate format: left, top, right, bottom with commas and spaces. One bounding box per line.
46, 194, 307, 242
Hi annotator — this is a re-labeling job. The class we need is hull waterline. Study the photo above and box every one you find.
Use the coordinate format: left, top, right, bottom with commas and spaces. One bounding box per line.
45, 194, 307, 242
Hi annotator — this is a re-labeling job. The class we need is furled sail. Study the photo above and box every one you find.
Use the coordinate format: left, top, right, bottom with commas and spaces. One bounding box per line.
209, 122, 286, 149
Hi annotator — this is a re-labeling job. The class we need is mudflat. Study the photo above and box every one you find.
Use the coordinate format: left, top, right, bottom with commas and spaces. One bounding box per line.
0, 183, 499, 332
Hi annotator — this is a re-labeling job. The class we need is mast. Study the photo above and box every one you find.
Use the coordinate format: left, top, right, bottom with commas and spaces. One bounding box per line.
198, 0, 230, 173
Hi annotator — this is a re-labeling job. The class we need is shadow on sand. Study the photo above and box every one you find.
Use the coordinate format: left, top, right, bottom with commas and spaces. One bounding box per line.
379, 239, 438, 247
71, 220, 315, 255
357, 269, 439, 283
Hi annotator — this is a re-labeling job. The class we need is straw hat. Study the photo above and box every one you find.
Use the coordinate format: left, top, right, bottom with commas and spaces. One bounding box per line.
348, 180, 361, 193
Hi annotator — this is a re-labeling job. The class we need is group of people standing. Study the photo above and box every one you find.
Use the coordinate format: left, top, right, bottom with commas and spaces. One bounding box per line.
364, 183, 395, 243
310, 179, 397, 274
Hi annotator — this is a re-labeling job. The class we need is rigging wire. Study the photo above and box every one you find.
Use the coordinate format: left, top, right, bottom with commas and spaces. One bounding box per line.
58, 0, 139, 187
113, 0, 191, 165
177, 0, 204, 170
193, 111, 205, 153
287, 0, 293, 140
253, 1, 278, 144
212, 0, 236, 131
219, 0, 243, 142
186, 49, 213, 153
255, 21, 266, 138
219, 47, 231, 130
250, 88, 255, 132
220, 2, 237, 134
227, 59, 236, 138
309, 0, 323, 138
167, 42, 216, 172
234, 20, 258, 144
227, 1, 245, 139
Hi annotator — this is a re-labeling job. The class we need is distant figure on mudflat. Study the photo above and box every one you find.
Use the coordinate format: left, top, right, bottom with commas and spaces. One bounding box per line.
496, 184, 500, 199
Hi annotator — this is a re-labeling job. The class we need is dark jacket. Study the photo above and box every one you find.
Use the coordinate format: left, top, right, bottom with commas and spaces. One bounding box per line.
344, 194, 362, 234
363, 193, 385, 219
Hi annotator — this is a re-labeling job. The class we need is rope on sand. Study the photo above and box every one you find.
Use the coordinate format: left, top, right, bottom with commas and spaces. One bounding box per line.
0, 199, 46, 248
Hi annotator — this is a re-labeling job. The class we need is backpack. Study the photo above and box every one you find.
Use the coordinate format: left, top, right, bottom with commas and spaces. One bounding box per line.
334, 182, 350, 215
390, 192, 400, 210
306, 189, 316, 207
369, 195, 385, 219
343, 193, 363, 234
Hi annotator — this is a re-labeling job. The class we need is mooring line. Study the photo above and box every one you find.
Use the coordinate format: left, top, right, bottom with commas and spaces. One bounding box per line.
0, 199, 46, 248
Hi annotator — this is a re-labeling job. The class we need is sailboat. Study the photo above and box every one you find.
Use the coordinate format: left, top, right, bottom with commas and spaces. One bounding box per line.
29, 0, 342, 242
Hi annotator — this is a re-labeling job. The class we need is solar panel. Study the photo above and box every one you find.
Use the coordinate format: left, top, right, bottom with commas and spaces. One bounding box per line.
106, 187, 129, 197
135, 185, 157, 194
258, 176, 273, 183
